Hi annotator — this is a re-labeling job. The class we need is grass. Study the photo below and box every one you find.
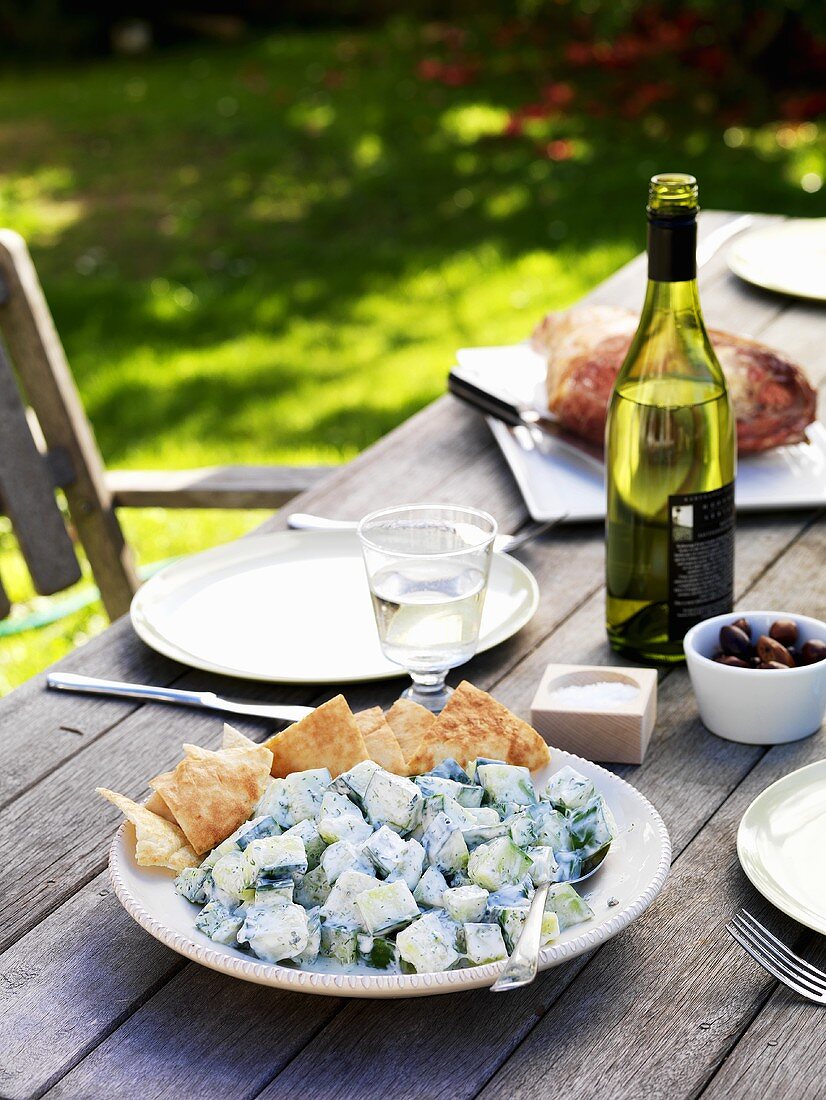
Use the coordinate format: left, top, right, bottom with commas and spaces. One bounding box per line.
0, 20, 823, 691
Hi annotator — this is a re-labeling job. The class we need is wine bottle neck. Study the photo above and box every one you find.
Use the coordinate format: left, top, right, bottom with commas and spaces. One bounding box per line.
640, 276, 703, 319
647, 214, 697, 281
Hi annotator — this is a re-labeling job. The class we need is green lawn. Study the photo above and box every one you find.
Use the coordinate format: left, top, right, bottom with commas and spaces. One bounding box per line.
0, 21, 822, 691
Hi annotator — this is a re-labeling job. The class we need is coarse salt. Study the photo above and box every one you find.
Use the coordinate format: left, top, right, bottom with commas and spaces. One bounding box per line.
546, 680, 638, 709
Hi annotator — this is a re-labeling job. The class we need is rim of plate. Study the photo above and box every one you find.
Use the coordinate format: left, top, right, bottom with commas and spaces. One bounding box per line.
108, 748, 671, 997
727, 220, 826, 303
736, 758, 826, 936
129, 530, 540, 684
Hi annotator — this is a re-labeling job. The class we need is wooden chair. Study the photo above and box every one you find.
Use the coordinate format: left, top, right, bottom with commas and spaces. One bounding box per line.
0, 230, 330, 620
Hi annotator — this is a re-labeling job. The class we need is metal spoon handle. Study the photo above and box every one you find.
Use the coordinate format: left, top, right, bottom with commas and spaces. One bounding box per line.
47, 672, 215, 709
490, 879, 552, 992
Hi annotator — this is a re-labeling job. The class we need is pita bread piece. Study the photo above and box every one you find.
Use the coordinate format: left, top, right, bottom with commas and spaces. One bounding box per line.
405, 681, 550, 774
385, 698, 436, 769
355, 707, 407, 775
263, 694, 369, 779
144, 790, 178, 824
97, 788, 199, 871
150, 739, 272, 855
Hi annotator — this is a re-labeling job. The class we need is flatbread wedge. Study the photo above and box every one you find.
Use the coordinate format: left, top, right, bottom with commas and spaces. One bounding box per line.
149, 738, 273, 854
405, 681, 550, 774
384, 698, 436, 770
263, 695, 369, 779
97, 788, 199, 871
355, 707, 407, 775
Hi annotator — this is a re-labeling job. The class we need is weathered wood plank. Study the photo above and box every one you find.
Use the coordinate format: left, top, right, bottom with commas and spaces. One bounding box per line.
0, 230, 139, 619
698, 934, 826, 1100
106, 464, 331, 510
0, 341, 81, 596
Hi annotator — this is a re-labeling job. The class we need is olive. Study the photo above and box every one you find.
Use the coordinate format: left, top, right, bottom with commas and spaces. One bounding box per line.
749, 656, 762, 668
720, 624, 752, 660
756, 635, 795, 667
769, 619, 798, 647
716, 655, 750, 668
758, 661, 788, 670
801, 639, 826, 665
732, 618, 751, 638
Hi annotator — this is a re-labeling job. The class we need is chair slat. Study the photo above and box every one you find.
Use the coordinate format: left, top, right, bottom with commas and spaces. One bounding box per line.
0, 342, 81, 597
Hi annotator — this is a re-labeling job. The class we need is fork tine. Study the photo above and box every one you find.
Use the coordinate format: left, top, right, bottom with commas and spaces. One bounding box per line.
726, 923, 824, 1002
738, 910, 826, 983
729, 919, 825, 997
731, 914, 826, 994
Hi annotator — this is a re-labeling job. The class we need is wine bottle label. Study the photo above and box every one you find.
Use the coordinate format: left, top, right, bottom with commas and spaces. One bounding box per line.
667, 481, 735, 639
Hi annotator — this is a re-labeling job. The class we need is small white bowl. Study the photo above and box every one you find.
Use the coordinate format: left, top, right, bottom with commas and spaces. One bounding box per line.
683, 611, 826, 745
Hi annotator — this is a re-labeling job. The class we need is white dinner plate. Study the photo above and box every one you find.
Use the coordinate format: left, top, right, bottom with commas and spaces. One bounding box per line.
131, 530, 539, 683
737, 760, 826, 935
109, 748, 671, 998
728, 219, 826, 301
453, 345, 826, 522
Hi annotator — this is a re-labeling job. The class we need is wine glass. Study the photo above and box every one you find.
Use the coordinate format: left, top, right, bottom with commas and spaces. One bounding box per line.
358, 504, 497, 712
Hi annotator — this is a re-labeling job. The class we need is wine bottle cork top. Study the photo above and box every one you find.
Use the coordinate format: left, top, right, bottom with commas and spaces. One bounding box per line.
648, 173, 698, 216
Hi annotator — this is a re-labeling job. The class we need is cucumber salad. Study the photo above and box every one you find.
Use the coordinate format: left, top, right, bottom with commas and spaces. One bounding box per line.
175, 758, 615, 974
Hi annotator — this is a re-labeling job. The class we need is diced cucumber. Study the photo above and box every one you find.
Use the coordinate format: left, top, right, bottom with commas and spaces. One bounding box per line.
467, 836, 532, 891
362, 771, 423, 835
320, 922, 359, 965
254, 879, 294, 905
446, 868, 472, 888
396, 912, 461, 973
357, 933, 399, 970
528, 803, 572, 851
545, 883, 594, 930
294, 907, 321, 966
568, 798, 614, 859
495, 904, 559, 952
541, 911, 560, 942
454, 784, 484, 809
236, 816, 282, 850
320, 840, 375, 885
466, 757, 506, 782
355, 880, 419, 935
427, 758, 472, 784
243, 834, 308, 882
442, 884, 488, 924
279, 768, 331, 826
175, 866, 210, 905
463, 922, 507, 965
413, 866, 449, 909
283, 818, 326, 870
320, 869, 377, 927
414, 775, 464, 801
254, 778, 291, 827
362, 825, 407, 875
552, 851, 583, 882
294, 864, 332, 909
508, 812, 536, 849
316, 790, 373, 846
238, 899, 309, 962
526, 846, 558, 884
543, 766, 597, 812
195, 901, 243, 945
476, 763, 537, 808
422, 812, 469, 874
386, 838, 426, 892
212, 850, 254, 900
329, 760, 381, 810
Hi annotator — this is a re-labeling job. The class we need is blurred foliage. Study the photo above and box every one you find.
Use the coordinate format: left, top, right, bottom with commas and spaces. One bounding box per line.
0, 19, 823, 690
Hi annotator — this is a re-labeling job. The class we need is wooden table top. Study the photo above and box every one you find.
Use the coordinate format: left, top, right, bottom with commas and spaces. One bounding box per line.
2, 211, 824, 1100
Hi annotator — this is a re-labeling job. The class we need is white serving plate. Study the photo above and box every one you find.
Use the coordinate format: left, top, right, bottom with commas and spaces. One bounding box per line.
737, 759, 826, 935
454, 345, 826, 523
109, 748, 671, 998
728, 219, 826, 302
130, 529, 538, 684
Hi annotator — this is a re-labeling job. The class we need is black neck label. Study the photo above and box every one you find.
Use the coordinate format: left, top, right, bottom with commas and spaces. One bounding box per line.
647, 216, 697, 281
668, 481, 735, 640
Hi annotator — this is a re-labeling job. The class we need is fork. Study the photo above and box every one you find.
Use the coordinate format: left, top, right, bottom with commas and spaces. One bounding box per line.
726, 909, 826, 1004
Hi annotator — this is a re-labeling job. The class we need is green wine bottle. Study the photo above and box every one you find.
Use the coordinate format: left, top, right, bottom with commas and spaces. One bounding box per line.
605, 173, 736, 663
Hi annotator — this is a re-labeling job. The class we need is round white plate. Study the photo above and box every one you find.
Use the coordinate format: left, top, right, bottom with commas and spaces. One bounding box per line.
109, 749, 671, 998
737, 759, 826, 935
130, 530, 539, 683
728, 219, 826, 301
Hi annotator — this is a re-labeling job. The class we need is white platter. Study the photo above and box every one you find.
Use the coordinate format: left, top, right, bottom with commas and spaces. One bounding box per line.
109, 748, 671, 998
131, 529, 539, 684
728, 219, 826, 302
454, 345, 826, 523
737, 759, 826, 936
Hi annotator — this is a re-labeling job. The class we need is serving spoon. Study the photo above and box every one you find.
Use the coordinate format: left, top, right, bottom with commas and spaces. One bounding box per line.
490, 844, 610, 993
